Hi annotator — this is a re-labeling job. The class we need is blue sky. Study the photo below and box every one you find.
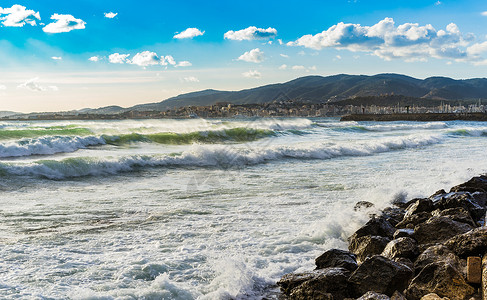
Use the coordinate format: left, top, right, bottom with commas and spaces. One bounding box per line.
1, 0, 487, 112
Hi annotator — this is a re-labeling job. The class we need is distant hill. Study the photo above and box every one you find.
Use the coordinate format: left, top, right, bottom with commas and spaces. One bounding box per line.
0, 111, 19, 118
117, 74, 487, 112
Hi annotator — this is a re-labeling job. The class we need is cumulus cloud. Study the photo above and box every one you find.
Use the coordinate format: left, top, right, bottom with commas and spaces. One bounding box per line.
129, 51, 161, 67
482, 11, 487, 16
17, 78, 58, 92
176, 61, 192, 67
0, 5, 40, 27
242, 70, 261, 78
89, 56, 101, 62
104, 12, 118, 19
109, 53, 130, 64
289, 17, 475, 62
292, 65, 306, 70
43, 14, 86, 33
51, 56, 62, 60
183, 76, 199, 82
280, 53, 289, 58
174, 28, 204, 39
278, 64, 287, 70
224, 26, 277, 41
237, 48, 264, 63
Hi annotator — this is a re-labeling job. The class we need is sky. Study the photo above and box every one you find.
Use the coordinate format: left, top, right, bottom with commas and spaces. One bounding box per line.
1, 0, 487, 112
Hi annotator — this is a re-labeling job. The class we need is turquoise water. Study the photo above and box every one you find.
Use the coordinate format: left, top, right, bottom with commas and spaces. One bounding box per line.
0, 118, 486, 299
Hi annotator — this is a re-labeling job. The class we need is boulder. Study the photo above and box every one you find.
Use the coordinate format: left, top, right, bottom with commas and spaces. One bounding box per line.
349, 235, 390, 263
414, 244, 466, 277
394, 257, 414, 271
349, 216, 395, 241
420, 293, 449, 300
405, 261, 475, 300
444, 227, 487, 257
349, 255, 413, 297
404, 198, 434, 218
277, 267, 352, 300
354, 201, 375, 211
393, 228, 414, 239
431, 207, 475, 227
382, 207, 406, 227
449, 175, 487, 194
433, 193, 486, 222
396, 212, 432, 229
382, 237, 419, 260
357, 291, 390, 300
429, 189, 447, 201
412, 216, 473, 245
391, 291, 407, 300
315, 249, 358, 272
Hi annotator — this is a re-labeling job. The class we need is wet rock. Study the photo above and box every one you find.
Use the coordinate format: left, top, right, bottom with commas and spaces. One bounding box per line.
433, 193, 486, 222
394, 257, 414, 271
405, 198, 434, 218
412, 216, 473, 245
444, 227, 487, 257
429, 189, 447, 201
420, 293, 449, 300
393, 228, 414, 239
277, 267, 352, 300
382, 207, 406, 227
382, 237, 419, 260
391, 291, 407, 300
396, 212, 431, 229
315, 249, 358, 272
349, 255, 413, 297
405, 261, 475, 300
449, 175, 487, 194
414, 244, 466, 277
349, 235, 390, 263
357, 291, 390, 300
354, 201, 375, 211
349, 216, 396, 241
431, 207, 475, 227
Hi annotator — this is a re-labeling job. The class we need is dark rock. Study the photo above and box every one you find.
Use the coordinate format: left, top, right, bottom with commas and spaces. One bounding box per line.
393, 193, 416, 209
444, 227, 487, 257
349, 235, 390, 263
315, 249, 358, 272
382, 237, 419, 260
429, 189, 447, 201
354, 201, 375, 211
412, 216, 473, 245
349, 255, 413, 297
396, 212, 432, 229
277, 267, 352, 300
349, 216, 396, 241
404, 198, 434, 218
393, 228, 414, 239
394, 257, 414, 271
449, 175, 487, 194
391, 291, 407, 300
357, 291, 390, 300
419, 293, 449, 300
381, 207, 406, 227
413, 244, 466, 277
431, 207, 475, 227
433, 192, 486, 221
405, 261, 475, 300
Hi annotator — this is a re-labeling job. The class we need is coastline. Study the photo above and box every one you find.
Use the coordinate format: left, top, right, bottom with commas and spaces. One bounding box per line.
277, 175, 487, 299
341, 113, 487, 122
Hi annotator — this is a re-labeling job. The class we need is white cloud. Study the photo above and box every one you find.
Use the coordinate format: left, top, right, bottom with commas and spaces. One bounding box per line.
164, 55, 176, 66
109, 53, 130, 64
278, 39, 283, 45
177, 61, 192, 67
89, 56, 101, 62
289, 17, 473, 62
292, 65, 306, 70
435, 1, 442, 5
309, 65, 317, 71
104, 12, 118, 19
237, 48, 264, 63
174, 28, 204, 39
51, 56, 62, 60
242, 70, 261, 78
17, 78, 58, 92
335, 55, 342, 60
280, 53, 289, 58
278, 64, 287, 70
43, 14, 86, 33
0, 5, 40, 27
183, 76, 199, 83
129, 51, 161, 67
224, 26, 277, 41
482, 11, 487, 16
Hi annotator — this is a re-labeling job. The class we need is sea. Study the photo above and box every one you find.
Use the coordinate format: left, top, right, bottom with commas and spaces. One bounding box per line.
0, 117, 486, 299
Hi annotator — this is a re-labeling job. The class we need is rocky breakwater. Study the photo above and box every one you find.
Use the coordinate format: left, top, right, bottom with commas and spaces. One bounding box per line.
278, 175, 487, 300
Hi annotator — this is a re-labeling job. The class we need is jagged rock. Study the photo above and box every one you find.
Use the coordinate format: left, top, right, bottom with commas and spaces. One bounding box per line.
357, 291, 390, 300
354, 201, 375, 211
444, 227, 487, 257
414, 244, 466, 277
396, 212, 432, 229
394, 257, 414, 271
277, 268, 352, 300
349, 255, 413, 297
449, 175, 487, 193
405, 198, 434, 218
393, 228, 414, 239
382, 207, 406, 227
382, 237, 419, 260
429, 189, 447, 201
431, 207, 475, 227
433, 192, 486, 221
391, 291, 407, 300
405, 261, 475, 300
315, 249, 358, 272
412, 216, 473, 245
420, 293, 449, 300
349, 216, 396, 241
349, 235, 390, 263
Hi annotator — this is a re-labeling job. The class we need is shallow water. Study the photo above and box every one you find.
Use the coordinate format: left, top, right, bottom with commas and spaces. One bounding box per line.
0, 118, 486, 299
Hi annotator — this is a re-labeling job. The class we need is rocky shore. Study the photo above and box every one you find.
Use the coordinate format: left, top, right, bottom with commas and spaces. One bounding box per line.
277, 175, 487, 299
340, 113, 487, 122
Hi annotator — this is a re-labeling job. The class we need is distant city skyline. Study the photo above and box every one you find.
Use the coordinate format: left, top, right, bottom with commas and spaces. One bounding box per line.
1, 0, 487, 112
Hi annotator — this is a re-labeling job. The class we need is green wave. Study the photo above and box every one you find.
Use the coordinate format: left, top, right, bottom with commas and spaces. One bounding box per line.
103, 128, 276, 145
0, 128, 93, 139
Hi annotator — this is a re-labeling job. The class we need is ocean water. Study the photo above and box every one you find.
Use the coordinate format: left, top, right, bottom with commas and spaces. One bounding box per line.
1, 117, 487, 299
